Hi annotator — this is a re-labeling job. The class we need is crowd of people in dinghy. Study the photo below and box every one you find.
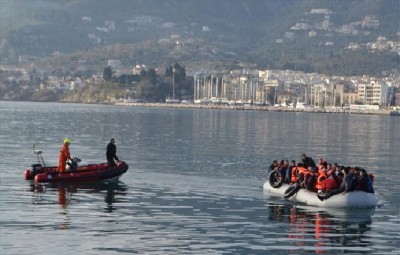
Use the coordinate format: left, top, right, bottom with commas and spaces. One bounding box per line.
268, 154, 375, 201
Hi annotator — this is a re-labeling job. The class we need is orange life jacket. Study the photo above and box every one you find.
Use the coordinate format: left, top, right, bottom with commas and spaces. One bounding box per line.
291, 166, 309, 182
315, 171, 327, 190
291, 167, 299, 182
315, 177, 337, 190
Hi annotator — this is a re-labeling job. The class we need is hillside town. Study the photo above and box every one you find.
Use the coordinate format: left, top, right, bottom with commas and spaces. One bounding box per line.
2, 4, 400, 116
1, 61, 399, 116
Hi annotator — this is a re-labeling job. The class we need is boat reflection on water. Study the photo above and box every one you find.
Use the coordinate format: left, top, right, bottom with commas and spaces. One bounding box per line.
267, 202, 375, 254
28, 180, 128, 212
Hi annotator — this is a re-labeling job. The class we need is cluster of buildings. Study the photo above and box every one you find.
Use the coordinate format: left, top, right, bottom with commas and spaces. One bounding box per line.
347, 36, 399, 52
191, 69, 399, 109
0, 66, 93, 96
37, 76, 85, 92
280, 9, 399, 53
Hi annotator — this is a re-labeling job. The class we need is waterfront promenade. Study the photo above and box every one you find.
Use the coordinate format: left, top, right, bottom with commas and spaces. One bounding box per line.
114, 102, 399, 116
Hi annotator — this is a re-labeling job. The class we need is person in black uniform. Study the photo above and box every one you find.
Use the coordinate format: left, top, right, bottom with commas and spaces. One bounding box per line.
106, 137, 119, 167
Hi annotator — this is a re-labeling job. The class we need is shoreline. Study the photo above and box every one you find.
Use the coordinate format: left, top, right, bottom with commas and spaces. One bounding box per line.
114, 102, 400, 116
2, 100, 398, 116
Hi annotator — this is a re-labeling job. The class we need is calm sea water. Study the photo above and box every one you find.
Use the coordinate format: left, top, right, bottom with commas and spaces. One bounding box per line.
0, 101, 399, 255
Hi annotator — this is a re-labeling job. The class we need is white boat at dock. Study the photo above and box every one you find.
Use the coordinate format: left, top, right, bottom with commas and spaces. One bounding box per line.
165, 98, 180, 104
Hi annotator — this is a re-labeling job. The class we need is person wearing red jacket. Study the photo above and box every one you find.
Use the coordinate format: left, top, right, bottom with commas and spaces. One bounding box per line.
58, 138, 72, 173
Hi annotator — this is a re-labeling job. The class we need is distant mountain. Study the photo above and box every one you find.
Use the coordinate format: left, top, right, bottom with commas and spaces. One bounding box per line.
0, 0, 398, 76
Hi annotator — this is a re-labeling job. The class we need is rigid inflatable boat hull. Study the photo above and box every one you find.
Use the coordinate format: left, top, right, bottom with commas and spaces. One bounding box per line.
25, 162, 129, 183
263, 181, 377, 208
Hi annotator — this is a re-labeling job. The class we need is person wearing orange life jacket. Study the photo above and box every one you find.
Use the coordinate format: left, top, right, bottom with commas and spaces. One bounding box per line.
315, 164, 339, 192
304, 166, 318, 191
314, 160, 328, 186
297, 154, 318, 191
58, 138, 72, 173
317, 161, 327, 175
315, 166, 336, 191
284, 165, 313, 198
315, 168, 327, 190
318, 167, 356, 201
291, 164, 300, 183
291, 164, 308, 183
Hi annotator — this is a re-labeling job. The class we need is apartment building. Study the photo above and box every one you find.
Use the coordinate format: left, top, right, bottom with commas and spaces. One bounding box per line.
357, 81, 388, 106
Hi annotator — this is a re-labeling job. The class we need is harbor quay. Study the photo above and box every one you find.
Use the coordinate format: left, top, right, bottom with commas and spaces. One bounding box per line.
114, 102, 399, 116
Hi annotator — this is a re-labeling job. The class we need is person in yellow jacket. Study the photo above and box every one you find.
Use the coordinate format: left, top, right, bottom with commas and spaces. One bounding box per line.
58, 138, 72, 173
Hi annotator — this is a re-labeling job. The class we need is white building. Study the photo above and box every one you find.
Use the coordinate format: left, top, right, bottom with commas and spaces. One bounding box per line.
357, 81, 388, 106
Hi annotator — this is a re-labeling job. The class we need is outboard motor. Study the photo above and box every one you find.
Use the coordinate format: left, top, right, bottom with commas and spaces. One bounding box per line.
31, 163, 42, 172
25, 163, 43, 180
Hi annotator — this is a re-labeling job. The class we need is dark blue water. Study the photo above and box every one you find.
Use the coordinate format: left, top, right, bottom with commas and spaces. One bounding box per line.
0, 101, 399, 255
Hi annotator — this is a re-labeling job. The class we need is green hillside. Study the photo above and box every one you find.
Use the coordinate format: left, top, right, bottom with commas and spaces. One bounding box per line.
0, 0, 398, 76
